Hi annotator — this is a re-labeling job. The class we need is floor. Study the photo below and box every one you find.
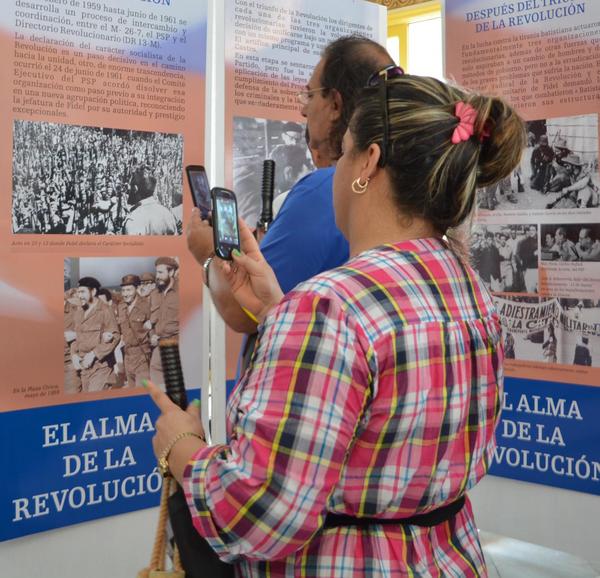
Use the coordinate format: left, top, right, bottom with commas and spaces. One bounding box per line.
480, 532, 600, 578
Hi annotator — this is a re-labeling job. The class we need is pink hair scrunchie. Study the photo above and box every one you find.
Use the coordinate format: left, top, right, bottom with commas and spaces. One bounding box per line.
451, 102, 477, 144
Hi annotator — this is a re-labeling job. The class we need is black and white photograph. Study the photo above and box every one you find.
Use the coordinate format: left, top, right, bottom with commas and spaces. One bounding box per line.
496, 295, 600, 366
470, 224, 539, 293
558, 298, 600, 367
540, 223, 600, 262
13, 120, 184, 235
233, 116, 314, 225
495, 296, 551, 363
64, 256, 179, 394
477, 113, 599, 212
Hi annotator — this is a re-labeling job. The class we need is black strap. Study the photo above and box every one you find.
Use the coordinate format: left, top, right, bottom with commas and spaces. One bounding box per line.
323, 496, 465, 529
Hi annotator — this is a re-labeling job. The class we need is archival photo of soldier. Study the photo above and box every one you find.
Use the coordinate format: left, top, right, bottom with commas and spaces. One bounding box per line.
540, 223, 600, 262
12, 120, 183, 235
477, 113, 599, 212
233, 116, 314, 225
470, 224, 539, 294
63, 255, 179, 394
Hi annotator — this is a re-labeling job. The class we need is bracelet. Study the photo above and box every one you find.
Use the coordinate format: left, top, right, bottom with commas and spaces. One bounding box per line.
203, 255, 214, 288
158, 431, 205, 478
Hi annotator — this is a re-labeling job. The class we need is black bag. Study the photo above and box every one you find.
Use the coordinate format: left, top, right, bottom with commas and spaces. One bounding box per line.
158, 340, 235, 578
168, 486, 235, 578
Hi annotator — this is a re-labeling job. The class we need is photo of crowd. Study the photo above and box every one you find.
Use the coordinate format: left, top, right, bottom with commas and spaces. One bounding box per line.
470, 224, 539, 293
64, 256, 179, 393
540, 223, 600, 262
13, 121, 184, 235
233, 117, 314, 225
477, 113, 599, 212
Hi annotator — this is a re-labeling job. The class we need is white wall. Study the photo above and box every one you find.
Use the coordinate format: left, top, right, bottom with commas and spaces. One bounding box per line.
471, 475, 600, 563
1, 508, 157, 577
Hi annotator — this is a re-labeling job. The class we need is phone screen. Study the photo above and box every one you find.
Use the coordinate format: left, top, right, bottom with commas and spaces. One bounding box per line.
216, 196, 239, 246
212, 188, 240, 260
187, 167, 211, 217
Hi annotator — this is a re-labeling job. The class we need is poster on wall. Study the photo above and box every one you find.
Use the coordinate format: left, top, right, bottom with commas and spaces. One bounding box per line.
0, 0, 208, 541
222, 0, 386, 391
444, 0, 600, 494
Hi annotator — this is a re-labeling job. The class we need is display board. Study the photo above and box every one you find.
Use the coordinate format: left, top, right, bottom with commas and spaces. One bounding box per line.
0, 0, 208, 540
445, 0, 600, 494
222, 0, 386, 391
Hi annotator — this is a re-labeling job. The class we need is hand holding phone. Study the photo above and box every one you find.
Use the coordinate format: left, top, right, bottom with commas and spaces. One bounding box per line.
211, 187, 240, 260
225, 218, 284, 324
186, 165, 211, 221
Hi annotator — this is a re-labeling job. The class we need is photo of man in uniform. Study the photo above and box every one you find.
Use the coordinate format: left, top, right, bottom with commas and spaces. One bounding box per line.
530, 134, 554, 192
138, 272, 156, 302
148, 257, 179, 385
64, 289, 81, 394
70, 276, 120, 392
116, 274, 151, 388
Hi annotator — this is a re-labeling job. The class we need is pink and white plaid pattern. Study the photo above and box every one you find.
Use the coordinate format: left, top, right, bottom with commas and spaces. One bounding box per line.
184, 238, 502, 577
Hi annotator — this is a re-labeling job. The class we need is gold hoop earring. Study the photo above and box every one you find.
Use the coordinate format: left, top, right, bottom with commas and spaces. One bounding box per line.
351, 177, 369, 195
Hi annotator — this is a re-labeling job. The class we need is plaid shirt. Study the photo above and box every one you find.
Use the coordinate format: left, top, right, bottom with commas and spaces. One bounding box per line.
184, 238, 503, 577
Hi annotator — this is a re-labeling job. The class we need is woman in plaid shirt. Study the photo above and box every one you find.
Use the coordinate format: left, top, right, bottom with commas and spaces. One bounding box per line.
148, 74, 525, 577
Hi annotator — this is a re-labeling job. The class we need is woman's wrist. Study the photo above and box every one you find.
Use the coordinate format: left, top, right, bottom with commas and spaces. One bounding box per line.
257, 291, 284, 323
165, 436, 208, 484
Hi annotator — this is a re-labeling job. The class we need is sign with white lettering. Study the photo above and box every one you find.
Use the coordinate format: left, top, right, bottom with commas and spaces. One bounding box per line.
0, 395, 166, 540
0, 0, 208, 540
491, 378, 600, 494
445, 0, 600, 495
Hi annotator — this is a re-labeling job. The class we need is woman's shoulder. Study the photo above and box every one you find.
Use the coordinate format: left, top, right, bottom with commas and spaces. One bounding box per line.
284, 243, 432, 313
285, 263, 361, 308
290, 241, 451, 301
285, 240, 497, 321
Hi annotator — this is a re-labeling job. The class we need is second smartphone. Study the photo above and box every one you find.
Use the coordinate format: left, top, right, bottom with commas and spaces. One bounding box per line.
211, 187, 240, 260
186, 164, 211, 220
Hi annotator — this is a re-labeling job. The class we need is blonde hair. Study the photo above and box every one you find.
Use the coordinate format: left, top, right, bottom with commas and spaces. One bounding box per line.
351, 75, 526, 239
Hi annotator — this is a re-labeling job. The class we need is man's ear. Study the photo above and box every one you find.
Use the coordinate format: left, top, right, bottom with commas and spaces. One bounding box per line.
329, 89, 343, 122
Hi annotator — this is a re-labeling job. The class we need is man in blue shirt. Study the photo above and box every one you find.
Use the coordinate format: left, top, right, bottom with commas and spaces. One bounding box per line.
257, 167, 346, 294
187, 36, 395, 337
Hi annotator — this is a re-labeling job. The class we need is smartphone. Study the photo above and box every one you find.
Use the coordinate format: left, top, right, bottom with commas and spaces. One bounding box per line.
211, 187, 240, 260
185, 165, 211, 220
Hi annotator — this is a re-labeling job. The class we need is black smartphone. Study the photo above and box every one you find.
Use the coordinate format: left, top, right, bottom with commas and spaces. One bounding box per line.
211, 187, 240, 260
185, 165, 211, 220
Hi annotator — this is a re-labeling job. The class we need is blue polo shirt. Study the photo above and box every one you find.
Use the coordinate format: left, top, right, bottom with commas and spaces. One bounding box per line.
260, 167, 349, 293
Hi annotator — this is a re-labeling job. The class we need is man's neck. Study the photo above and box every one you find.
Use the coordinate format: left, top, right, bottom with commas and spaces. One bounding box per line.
83, 298, 98, 315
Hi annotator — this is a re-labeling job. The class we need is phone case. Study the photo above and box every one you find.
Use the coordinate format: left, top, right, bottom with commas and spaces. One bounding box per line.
211, 188, 240, 260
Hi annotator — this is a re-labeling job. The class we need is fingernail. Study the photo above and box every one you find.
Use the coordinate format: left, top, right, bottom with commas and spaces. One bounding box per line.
232, 249, 242, 257
192, 399, 201, 407
141, 379, 148, 388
